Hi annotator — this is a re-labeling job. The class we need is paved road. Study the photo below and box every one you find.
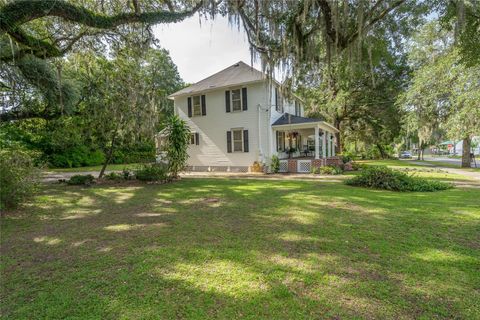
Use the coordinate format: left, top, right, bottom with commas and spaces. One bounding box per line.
401, 159, 480, 182
424, 156, 462, 165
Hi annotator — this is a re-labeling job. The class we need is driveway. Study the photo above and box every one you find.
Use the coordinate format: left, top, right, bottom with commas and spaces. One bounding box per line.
42, 170, 115, 182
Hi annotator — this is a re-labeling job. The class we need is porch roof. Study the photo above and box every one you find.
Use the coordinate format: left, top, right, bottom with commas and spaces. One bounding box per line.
272, 113, 339, 133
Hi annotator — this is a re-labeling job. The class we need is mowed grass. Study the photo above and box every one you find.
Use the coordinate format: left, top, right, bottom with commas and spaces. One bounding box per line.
1, 178, 479, 319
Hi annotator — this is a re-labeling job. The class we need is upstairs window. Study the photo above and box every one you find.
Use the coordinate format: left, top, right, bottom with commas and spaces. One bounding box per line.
226, 88, 247, 112
231, 89, 242, 112
275, 87, 283, 113
187, 95, 206, 117
192, 96, 201, 116
295, 100, 301, 116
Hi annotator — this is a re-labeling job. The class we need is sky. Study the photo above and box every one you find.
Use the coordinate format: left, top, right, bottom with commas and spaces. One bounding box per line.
153, 14, 261, 84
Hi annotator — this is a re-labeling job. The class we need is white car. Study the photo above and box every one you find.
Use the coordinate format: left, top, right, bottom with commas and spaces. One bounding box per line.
400, 151, 412, 159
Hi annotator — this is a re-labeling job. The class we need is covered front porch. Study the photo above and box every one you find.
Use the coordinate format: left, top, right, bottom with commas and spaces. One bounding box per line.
271, 114, 340, 173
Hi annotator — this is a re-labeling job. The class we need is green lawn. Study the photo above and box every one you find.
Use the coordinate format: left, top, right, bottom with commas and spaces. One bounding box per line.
1, 178, 479, 319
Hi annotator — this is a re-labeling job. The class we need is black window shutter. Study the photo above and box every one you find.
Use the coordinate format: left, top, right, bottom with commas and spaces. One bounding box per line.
243, 130, 249, 152
201, 95, 206, 116
195, 132, 200, 145
187, 97, 192, 117
226, 131, 232, 153
225, 91, 231, 113
242, 88, 248, 111
282, 132, 286, 150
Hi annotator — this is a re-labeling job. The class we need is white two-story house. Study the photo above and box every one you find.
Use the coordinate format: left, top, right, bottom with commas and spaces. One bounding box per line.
165, 61, 340, 173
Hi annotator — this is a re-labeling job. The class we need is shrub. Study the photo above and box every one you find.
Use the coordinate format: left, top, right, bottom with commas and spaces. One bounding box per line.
319, 165, 343, 175
343, 162, 354, 171
135, 163, 168, 182
102, 170, 134, 182
271, 155, 280, 173
351, 162, 364, 171
104, 172, 123, 181
112, 149, 155, 164
0, 150, 40, 209
49, 147, 105, 168
67, 174, 95, 186
340, 154, 352, 164
162, 115, 190, 178
122, 169, 134, 180
345, 166, 453, 192
310, 165, 342, 175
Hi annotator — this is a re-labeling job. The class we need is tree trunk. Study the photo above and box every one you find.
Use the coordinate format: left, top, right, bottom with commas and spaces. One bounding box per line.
376, 143, 386, 159
98, 128, 118, 178
334, 119, 342, 154
461, 136, 472, 168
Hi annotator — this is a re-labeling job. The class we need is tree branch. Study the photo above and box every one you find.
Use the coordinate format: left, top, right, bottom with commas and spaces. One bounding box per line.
0, 0, 203, 59
1, 0, 202, 28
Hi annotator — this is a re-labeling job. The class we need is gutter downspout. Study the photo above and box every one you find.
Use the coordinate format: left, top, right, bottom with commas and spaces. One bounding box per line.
257, 103, 263, 162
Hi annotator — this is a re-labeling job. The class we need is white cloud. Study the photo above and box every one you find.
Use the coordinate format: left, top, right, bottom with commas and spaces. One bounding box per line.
153, 14, 261, 84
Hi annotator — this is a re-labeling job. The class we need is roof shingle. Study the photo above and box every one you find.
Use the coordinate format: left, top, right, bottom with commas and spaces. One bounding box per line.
272, 113, 324, 126
169, 61, 266, 98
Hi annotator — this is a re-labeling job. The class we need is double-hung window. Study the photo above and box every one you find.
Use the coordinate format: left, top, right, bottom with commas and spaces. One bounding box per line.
192, 96, 201, 116
189, 132, 199, 145
231, 89, 242, 112
232, 129, 243, 152
295, 101, 301, 116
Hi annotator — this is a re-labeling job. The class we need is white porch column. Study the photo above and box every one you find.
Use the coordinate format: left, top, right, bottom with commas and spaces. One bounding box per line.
332, 136, 336, 156
322, 130, 327, 158
314, 125, 320, 159
329, 134, 333, 157
272, 129, 277, 156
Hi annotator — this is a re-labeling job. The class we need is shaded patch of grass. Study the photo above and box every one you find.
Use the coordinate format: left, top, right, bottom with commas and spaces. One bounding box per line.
1, 179, 479, 319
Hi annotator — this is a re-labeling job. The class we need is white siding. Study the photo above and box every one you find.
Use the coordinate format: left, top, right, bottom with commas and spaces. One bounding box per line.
173, 80, 305, 168
269, 84, 304, 125
174, 82, 267, 167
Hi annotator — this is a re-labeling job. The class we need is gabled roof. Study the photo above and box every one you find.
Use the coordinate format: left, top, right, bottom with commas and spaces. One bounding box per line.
272, 113, 324, 126
169, 61, 266, 98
